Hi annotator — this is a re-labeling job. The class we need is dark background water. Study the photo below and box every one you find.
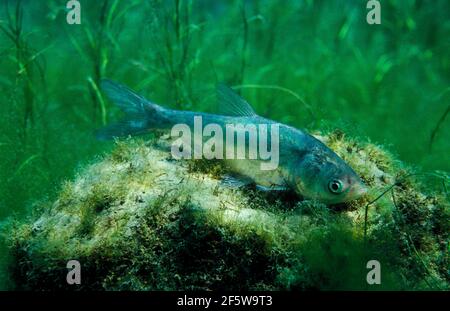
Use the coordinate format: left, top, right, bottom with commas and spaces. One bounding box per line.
0, 0, 449, 289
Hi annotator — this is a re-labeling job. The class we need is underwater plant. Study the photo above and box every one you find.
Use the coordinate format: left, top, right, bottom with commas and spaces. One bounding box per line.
66, 0, 139, 125
0, 0, 47, 139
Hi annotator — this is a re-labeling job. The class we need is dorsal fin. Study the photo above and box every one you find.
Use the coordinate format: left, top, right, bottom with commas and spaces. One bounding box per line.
216, 83, 257, 117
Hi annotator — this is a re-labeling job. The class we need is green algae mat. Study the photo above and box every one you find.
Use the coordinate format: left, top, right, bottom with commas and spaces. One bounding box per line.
4, 134, 448, 290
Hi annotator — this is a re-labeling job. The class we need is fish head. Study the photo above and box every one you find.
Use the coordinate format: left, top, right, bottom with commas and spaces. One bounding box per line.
291, 148, 367, 204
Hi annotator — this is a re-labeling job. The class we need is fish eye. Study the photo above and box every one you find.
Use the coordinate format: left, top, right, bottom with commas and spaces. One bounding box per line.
328, 179, 344, 194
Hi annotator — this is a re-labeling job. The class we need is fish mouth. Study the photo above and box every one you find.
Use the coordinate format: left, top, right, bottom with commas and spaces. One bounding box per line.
350, 183, 368, 198
342, 180, 368, 201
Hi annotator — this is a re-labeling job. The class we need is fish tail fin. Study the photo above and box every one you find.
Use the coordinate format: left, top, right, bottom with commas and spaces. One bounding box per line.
95, 79, 163, 140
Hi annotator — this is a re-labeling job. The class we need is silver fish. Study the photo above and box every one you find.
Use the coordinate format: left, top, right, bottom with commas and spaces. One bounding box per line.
97, 80, 367, 204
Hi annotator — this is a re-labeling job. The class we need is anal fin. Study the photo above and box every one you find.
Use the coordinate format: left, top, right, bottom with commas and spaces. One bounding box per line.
256, 184, 290, 192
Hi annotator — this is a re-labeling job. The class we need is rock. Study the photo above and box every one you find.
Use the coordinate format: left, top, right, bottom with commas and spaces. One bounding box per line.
4, 133, 449, 290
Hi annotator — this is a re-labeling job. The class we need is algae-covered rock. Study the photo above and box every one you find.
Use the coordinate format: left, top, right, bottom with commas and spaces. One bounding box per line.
4, 132, 449, 290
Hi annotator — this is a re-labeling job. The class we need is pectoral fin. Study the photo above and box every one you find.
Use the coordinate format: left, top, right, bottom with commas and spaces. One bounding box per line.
220, 174, 254, 189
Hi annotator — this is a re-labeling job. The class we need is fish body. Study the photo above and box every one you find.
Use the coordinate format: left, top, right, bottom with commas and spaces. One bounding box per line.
97, 80, 367, 204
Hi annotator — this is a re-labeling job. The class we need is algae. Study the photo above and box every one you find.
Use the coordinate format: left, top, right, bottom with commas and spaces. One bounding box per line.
3, 132, 449, 290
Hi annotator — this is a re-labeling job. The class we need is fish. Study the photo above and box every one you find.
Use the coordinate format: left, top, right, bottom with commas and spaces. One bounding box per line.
96, 79, 367, 204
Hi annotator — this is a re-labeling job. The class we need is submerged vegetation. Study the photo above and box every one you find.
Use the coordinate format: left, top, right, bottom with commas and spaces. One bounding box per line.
0, 1, 449, 290
4, 134, 449, 290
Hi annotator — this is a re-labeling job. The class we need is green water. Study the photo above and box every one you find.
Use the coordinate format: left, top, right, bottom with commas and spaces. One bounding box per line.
0, 0, 449, 290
